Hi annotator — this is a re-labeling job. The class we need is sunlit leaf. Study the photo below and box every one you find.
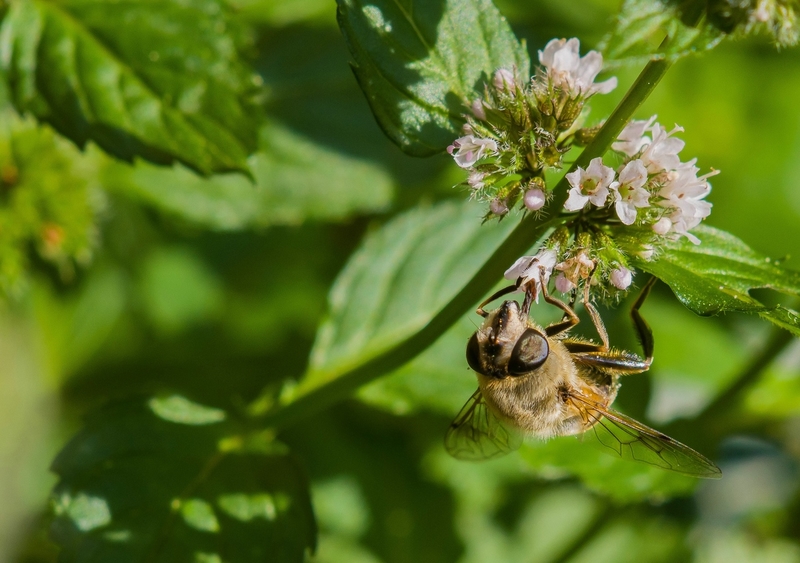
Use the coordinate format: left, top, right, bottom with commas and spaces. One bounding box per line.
106, 122, 394, 229
50, 395, 316, 562
518, 435, 699, 502
302, 200, 519, 393
357, 318, 478, 416
138, 247, 224, 334
0, 0, 262, 176
634, 225, 800, 335
337, 0, 530, 155
600, 0, 725, 67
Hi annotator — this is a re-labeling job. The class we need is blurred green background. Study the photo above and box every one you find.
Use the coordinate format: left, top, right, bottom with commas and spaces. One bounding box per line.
2, 0, 800, 561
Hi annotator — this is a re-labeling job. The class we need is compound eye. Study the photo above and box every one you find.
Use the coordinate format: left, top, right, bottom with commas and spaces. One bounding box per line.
466, 332, 486, 375
508, 329, 549, 376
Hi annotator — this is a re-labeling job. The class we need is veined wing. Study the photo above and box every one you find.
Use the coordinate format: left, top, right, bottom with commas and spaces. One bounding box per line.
445, 389, 522, 461
567, 392, 722, 479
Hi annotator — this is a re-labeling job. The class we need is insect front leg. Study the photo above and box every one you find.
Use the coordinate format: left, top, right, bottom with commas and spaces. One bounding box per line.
563, 276, 657, 375
581, 272, 610, 351
476, 284, 518, 317
538, 271, 580, 337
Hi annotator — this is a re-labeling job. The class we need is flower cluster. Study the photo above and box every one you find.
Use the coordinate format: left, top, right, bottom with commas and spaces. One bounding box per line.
565, 116, 717, 245
504, 229, 635, 302
724, 0, 799, 48
500, 116, 718, 300
446, 38, 720, 299
447, 38, 617, 219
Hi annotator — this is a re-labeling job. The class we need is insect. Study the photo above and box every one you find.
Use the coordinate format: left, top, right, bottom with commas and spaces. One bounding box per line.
446, 273, 722, 478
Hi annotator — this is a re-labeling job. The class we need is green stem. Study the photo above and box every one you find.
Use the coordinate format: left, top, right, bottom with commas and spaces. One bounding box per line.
547, 503, 614, 563
262, 57, 674, 431
695, 326, 794, 426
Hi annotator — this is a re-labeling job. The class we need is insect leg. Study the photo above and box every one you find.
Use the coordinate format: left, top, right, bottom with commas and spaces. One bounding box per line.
476, 284, 518, 317
539, 272, 580, 336
631, 276, 657, 368
582, 273, 610, 351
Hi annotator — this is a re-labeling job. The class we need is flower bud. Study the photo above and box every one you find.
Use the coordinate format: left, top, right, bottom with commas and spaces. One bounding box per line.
610, 267, 632, 290
523, 188, 546, 211
652, 217, 672, 235
471, 99, 487, 121
555, 273, 575, 293
490, 198, 509, 216
493, 68, 516, 93
638, 245, 655, 261
574, 125, 602, 146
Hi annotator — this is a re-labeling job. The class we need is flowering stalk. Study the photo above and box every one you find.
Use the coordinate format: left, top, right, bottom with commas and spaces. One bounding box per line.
264, 43, 676, 431
447, 38, 618, 222
447, 38, 718, 302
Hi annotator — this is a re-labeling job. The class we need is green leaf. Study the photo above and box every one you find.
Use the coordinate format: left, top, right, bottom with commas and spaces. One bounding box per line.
50, 395, 316, 562
337, 0, 530, 156
138, 247, 224, 334
600, 0, 724, 67
0, 0, 262, 176
106, 122, 394, 229
301, 200, 518, 395
357, 318, 479, 416
518, 437, 699, 503
634, 225, 800, 335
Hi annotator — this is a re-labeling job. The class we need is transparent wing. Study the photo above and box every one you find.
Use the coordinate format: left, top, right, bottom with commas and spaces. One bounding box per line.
568, 392, 722, 479
445, 389, 523, 461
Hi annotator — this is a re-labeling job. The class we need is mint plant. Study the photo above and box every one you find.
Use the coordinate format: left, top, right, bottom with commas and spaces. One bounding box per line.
2, 0, 800, 561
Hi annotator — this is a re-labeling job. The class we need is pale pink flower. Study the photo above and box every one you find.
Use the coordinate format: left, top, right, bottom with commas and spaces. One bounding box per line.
564, 157, 615, 211
538, 38, 617, 97
612, 159, 650, 225
504, 248, 558, 300
640, 123, 685, 173
612, 115, 656, 156
447, 135, 498, 168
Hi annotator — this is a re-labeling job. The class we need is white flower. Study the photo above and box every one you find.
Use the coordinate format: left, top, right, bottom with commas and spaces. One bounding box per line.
554, 273, 575, 293
640, 123, 685, 173
538, 38, 617, 97
668, 198, 712, 244
490, 198, 509, 215
612, 159, 650, 225
652, 217, 672, 235
447, 135, 498, 169
656, 159, 715, 243
493, 68, 516, 93
659, 159, 714, 202
504, 248, 558, 300
610, 267, 633, 290
523, 188, 546, 211
612, 115, 656, 156
564, 157, 615, 211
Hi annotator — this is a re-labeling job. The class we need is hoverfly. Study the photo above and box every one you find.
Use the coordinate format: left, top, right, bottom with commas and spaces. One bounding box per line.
446, 274, 721, 478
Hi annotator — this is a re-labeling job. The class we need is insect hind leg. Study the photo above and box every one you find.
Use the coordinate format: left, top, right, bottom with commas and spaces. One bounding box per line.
631, 276, 657, 368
